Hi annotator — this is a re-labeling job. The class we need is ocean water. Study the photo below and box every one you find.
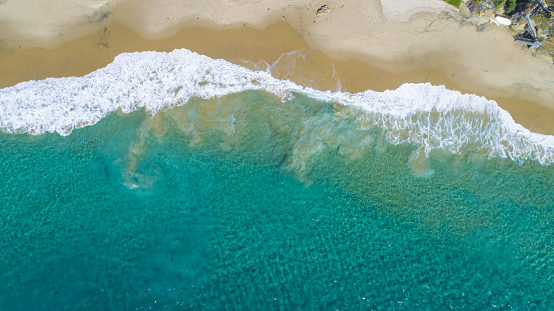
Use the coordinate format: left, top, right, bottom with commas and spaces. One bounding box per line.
1, 50, 553, 310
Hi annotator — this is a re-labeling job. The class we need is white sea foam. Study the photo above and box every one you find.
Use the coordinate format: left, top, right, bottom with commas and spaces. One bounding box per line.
1, 48, 553, 165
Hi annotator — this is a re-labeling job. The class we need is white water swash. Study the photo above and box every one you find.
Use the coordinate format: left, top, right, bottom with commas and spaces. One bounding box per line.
1, 48, 553, 166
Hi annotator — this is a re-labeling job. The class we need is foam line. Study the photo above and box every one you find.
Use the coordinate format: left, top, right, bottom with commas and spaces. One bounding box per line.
1, 49, 553, 164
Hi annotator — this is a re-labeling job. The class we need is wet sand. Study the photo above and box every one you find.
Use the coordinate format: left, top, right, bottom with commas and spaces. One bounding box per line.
1, 21, 554, 135
1, 0, 554, 135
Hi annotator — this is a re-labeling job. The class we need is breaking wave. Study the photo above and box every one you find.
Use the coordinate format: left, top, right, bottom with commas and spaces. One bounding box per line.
0, 49, 553, 165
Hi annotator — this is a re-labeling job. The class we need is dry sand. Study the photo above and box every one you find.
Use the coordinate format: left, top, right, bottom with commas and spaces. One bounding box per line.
1, 0, 554, 134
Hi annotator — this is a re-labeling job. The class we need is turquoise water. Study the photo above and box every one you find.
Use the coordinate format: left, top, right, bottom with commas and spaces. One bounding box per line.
1, 90, 553, 310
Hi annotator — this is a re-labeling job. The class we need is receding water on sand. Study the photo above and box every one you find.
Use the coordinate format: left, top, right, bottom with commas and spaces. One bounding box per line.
1, 86, 553, 309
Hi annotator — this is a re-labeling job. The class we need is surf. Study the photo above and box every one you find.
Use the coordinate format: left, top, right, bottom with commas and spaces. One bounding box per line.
0, 48, 553, 166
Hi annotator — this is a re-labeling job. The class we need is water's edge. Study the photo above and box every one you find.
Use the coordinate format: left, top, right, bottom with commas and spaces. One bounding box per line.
1, 49, 553, 167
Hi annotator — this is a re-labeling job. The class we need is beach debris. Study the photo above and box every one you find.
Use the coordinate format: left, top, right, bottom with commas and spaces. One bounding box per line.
316, 5, 332, 17
489, 16, 512, 26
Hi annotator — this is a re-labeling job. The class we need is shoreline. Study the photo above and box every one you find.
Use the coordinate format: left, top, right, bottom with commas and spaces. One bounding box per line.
1, 0, 554, 135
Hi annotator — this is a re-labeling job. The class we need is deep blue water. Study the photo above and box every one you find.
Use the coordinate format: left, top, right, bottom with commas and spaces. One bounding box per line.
1, 91, 553, 310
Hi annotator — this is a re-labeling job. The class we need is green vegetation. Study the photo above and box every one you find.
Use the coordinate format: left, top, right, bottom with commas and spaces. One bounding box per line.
447, 0, 554, 51
443, 0, 462, 7
489, 0, 537, 15
505, 0, 517, 14
493, 0, 507, 11
534, 15, 550, 24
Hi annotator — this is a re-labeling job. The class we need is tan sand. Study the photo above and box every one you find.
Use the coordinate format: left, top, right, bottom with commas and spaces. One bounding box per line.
1, 0, 554, 134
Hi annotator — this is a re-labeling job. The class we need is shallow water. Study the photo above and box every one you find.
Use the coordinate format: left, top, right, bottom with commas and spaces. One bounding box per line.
1, 89, 553, 310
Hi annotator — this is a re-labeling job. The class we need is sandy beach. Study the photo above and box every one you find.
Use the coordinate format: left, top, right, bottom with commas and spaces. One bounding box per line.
2, 2, 554, 308
1, 0, 554, 134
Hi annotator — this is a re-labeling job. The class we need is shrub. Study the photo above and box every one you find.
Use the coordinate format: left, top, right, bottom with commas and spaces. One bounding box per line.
505, 0, 517, 14
493, 0, 507, 11
444, 0, 462, 7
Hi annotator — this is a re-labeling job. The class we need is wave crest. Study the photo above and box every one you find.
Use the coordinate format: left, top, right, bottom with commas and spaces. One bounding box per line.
1, 49, 553, 165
